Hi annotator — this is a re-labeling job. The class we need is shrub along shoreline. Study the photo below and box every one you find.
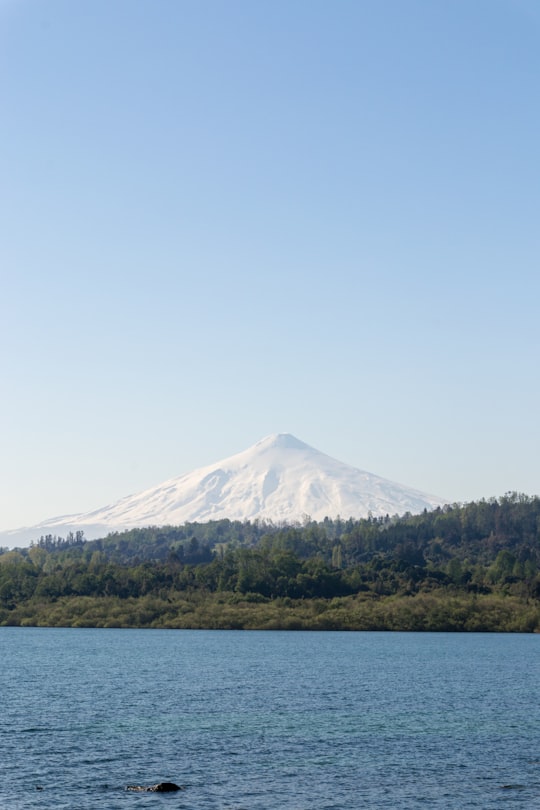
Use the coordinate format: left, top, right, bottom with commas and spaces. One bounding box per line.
2, 590, 539, 632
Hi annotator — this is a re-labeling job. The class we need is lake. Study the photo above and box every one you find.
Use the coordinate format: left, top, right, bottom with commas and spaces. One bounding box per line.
1, 629, 539, 809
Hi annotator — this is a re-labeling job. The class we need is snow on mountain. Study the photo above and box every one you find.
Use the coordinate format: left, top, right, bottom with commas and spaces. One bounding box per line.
1, 434, 448, 546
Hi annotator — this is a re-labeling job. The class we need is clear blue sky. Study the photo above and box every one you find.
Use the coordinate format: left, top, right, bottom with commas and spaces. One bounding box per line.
1, 0, 539, 530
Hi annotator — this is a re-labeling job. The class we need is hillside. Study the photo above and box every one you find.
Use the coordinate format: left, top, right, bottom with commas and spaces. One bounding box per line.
1, 493, 539, 631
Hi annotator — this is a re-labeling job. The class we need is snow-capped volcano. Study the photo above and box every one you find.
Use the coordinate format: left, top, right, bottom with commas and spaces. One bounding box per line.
1, 434, 448, 546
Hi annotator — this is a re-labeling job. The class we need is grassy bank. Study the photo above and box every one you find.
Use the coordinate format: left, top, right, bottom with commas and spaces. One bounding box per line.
2, 590, 539, 632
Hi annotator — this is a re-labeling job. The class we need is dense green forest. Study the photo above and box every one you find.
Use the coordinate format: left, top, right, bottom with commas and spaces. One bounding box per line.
1, 493, 539, 631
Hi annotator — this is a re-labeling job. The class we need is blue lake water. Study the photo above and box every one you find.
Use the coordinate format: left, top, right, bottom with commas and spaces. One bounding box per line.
1, 629, 539, 809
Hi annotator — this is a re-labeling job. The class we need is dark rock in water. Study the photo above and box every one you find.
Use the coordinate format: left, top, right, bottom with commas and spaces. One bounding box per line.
153, 783, 183, 792
127, 782, 183, 793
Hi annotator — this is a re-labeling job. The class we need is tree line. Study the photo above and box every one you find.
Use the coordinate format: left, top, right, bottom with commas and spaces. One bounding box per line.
0, 492, 539, 630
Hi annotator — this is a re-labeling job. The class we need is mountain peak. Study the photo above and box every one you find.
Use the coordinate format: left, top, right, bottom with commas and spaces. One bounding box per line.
254, 433, 311, 451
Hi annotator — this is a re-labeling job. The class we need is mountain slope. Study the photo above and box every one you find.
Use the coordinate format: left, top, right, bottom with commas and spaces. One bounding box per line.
1, 434, 448, 545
